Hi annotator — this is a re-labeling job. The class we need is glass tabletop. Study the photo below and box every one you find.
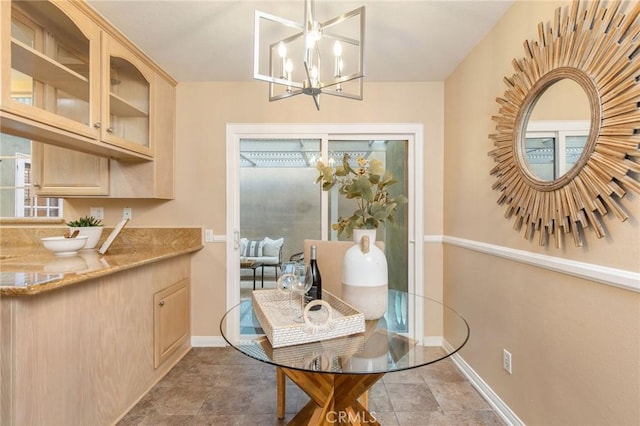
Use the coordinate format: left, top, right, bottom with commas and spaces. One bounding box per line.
220, 289, 469, 375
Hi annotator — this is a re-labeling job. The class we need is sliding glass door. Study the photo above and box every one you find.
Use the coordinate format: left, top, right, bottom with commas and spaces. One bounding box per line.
239, 138, 408, 295
227, 123, 422, 340
240, 138, 322, 267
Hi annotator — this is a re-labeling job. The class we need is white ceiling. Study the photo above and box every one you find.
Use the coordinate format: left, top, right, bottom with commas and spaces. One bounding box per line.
87, 0, 513, 83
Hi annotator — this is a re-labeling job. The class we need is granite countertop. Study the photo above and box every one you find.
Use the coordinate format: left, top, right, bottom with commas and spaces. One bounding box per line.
0, 227, 203, 296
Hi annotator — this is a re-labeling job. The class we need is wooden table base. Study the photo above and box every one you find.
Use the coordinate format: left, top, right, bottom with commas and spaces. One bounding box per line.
278, 367, 384, 426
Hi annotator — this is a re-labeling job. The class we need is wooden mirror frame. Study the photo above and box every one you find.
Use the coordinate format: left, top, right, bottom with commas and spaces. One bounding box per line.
489, 0, 640, 247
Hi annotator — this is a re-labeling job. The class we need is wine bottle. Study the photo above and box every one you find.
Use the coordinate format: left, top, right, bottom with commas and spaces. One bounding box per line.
308, 245, 322, 309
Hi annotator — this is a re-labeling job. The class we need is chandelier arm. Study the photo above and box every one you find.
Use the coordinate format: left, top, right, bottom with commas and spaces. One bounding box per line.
269, 89, 304, 102
255, 10, 304, 30
319, 89, 363, 101
321, 32, 361, 47
256, 74, 304, 88
319, 72, 364, 89
303, 60, 314, 90
320, 6, 365, 29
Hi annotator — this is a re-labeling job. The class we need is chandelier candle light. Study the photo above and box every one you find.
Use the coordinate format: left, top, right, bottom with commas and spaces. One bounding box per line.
254, 0, 365, 110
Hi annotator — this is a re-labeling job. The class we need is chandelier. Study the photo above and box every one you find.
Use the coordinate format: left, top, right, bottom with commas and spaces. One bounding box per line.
253, 0, 365, 110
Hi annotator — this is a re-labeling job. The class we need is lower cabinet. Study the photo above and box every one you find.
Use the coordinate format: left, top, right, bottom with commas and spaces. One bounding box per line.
0, 255, 192, 426
154, 278, 190, 368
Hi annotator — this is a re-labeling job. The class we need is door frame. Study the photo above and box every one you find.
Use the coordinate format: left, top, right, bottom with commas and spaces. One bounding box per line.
225, 123, 424, 339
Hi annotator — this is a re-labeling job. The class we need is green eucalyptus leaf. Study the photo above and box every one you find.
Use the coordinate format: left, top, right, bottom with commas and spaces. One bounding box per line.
334, 166, 347, 176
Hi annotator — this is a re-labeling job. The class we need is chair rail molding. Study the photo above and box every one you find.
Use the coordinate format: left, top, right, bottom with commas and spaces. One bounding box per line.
425, 235, 640, 293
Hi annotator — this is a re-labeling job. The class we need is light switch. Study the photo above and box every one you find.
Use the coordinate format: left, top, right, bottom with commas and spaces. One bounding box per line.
90, 207, 104, 220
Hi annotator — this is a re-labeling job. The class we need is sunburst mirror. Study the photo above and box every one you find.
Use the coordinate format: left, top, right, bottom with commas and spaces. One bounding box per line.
489, 0, 640, 247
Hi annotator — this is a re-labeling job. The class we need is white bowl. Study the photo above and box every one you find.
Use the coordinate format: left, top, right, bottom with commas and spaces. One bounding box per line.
41, 236, 89, 257
68, 226, 103, 250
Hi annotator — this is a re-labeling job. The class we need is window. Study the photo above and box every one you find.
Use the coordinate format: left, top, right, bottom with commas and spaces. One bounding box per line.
525, 120, 589, 181
0, 132, 62, 218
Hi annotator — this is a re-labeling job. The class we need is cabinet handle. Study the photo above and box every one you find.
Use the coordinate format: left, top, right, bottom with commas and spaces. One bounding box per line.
33, 183, 41, 188
106, 127, 113, 133
159, 300, 165, 307
93, 122, 101, 129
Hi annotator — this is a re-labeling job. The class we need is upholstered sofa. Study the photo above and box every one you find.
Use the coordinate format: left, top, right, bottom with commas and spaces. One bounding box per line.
240, 237, 284, 278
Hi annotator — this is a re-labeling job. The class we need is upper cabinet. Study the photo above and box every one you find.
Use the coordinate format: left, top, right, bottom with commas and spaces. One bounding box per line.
1, 1, 101, 141
0, 0, 176, 199
101, 34, 153, 157
0, 0, 175, 162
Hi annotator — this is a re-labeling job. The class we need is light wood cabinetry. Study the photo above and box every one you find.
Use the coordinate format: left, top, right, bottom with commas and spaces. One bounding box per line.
101, 33, 153, 157
1, 0, 176, 198
32, 142, 110, 195
31, 73, 175, 198
107, 74, 175, 198
154, 278, 190, 368
0, 255, 191, 426
1, 1, 101, 142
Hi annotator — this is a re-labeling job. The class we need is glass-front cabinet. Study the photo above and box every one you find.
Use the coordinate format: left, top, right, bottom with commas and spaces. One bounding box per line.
0, 0, 156, 160
2, 0, 100, 140
101, 35, 153, 156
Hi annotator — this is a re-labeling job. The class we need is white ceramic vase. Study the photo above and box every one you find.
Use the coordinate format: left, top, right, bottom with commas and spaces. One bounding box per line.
341, 229, 388, 320
69, 226, 104, 250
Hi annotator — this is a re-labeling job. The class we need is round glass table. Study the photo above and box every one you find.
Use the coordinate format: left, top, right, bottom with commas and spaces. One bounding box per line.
220, 290, 469, 425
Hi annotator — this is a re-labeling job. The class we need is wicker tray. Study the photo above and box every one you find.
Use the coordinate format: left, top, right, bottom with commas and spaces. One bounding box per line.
252, 289, 365, 348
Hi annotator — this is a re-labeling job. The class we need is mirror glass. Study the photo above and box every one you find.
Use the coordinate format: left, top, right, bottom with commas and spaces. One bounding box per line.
523, 78, 590, 181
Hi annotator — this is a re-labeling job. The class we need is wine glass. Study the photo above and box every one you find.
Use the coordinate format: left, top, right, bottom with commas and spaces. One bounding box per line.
276, 261, 299, 315
290, 263, 312, 322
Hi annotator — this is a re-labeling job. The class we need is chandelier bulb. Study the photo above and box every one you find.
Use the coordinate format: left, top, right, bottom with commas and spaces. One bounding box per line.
333, 41, 342, 57
278, 42, 287, 59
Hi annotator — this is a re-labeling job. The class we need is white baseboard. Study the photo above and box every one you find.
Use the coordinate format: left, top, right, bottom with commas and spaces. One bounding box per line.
191, 336, 228, 347
443, 340, 525, 426
423, 336, 444, 346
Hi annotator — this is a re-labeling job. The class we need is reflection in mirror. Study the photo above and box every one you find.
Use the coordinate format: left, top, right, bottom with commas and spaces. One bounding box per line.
523, 78, 590, 182
524, 124, 589, 181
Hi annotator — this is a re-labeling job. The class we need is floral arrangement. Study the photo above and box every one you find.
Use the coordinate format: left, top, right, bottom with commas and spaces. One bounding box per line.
315, 154, 407, 238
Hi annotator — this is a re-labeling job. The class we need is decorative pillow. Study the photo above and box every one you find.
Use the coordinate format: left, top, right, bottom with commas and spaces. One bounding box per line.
262, 237, 284, 257
239, 238, 248, 255
243, 240, 264, 257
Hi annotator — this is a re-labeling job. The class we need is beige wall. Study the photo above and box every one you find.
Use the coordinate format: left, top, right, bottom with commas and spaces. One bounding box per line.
444, 0, 639, 425
67, 81, 446, 336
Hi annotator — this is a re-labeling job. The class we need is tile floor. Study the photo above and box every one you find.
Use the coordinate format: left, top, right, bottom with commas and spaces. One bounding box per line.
119, 347, 504, 425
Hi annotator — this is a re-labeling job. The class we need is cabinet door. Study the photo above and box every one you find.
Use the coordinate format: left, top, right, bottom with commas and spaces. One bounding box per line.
32, 142, 109, 196
101, 34, 153, 158
1, 1, 101, 139
108, 74, 175, 199
153, 279, 190, 368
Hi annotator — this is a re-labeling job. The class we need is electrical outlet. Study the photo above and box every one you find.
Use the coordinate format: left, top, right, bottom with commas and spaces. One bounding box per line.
503, 349, 513, 374
204, 229, 214, 243
123, 207, 132, 220
90, 207, 104, 220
